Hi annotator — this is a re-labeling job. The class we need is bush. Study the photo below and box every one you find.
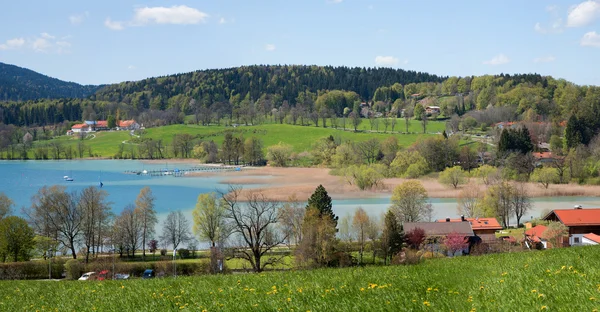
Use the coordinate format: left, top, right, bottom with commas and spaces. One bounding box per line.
418, 250, 446, 259
160, 249, 167, 256
65, 259, 82, 280
177, 249, 190, 259
391, 249, 422, 265
0, 260, 64, 280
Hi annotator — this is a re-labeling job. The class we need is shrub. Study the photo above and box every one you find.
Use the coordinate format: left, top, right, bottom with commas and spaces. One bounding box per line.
391, 249, 421, 265
419, 251, 446, 259
177, 249, 190, 259
0, 260, 64, 280
65, 259, 82, 280
160, 249, 167, 256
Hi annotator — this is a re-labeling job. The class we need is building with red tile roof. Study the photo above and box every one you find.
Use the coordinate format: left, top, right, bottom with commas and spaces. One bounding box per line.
524, 225, 548, 249
437, 217, 502, 242
543, 207, 600, 246
582, 233, 600, 245
71, 123, 90, 133
118, 120, 140, 130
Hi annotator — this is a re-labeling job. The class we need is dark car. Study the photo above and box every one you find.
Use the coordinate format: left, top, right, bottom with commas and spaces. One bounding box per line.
142, 269, 155, 279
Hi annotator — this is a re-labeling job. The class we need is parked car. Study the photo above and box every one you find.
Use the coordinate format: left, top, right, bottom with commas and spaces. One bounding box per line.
142, 269, 155, 279
114, 273, 130, 280
78, 272, 96, 281
97, 270, 110, 281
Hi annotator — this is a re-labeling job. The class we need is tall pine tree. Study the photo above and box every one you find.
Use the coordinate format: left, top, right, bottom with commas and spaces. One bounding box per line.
382, 210, 404, 263
565, 115, 583, 149
306, 185, 338, 228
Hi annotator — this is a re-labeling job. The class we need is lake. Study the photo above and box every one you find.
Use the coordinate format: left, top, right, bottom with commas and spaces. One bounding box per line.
1, 160, 599, 232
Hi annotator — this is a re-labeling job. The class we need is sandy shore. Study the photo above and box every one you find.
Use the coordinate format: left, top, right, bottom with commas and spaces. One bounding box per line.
185, 166, 600, 201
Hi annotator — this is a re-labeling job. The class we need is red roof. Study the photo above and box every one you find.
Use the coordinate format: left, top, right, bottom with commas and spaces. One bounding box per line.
525, 225, 548, 243
584, 233, 600, 244
544, 209, 600, 226
533, 152, 554, 159
95, 120, 108, 127
119, 120, 136, 127
72, 123, 89, 129
437, 218, 503, 230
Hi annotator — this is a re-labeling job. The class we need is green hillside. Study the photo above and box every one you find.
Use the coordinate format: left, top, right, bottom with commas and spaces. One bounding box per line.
1, 246, 598, 311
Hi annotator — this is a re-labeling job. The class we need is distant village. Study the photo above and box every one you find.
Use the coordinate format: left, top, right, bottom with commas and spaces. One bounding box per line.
67, 119, 140, 135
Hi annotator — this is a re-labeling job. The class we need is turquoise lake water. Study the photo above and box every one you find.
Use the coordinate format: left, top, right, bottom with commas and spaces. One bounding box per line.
1, 160, 599, 229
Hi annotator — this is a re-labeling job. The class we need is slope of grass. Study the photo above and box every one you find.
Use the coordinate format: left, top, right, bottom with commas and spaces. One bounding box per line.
31, 120, 447, 158
2, 246, 599, 311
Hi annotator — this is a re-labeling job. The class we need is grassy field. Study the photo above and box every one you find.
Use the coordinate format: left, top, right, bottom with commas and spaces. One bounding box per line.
2, 246, 599, 311
30, 120, 447, 158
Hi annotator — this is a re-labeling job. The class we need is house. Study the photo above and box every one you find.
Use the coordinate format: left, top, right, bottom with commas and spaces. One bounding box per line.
436, 217, 502, 242
425, 106, 440, 115
71, 123, 90, 133
543, 207, 600, 245
524, 225, 548, 249
532, 152, 558, 165
118, 120, 140, 131
404, 222, 474, 255
494, 122, 517, 130
404, 222, 474, 237
582, 233, 600, 245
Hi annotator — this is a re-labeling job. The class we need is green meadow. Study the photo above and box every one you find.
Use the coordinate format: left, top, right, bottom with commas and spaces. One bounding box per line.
2, 246, 599, 311
34, 119, 447, 158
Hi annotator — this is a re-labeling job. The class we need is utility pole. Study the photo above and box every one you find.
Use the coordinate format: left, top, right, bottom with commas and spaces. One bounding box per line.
173, 249, 177, 278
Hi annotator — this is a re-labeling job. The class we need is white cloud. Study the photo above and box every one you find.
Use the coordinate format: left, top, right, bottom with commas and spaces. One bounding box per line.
133, 5, 209, 25
0, 37, 25, 50
265, 44, 276, 51
483, 54, 510, 65
567, 0, 600, 27
375, 55, 399, 66
127, 65, 136, 70
32, 38, 51, 52
41, 32, 55, 40
533, 55, 556, 63
581, 31, 600, 47
219, 17, 226, 24
104, 18, 125, 30
69, 12, 89, 25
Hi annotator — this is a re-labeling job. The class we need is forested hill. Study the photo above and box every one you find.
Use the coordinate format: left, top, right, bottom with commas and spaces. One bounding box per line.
0, 62, 99, 102
94, 65, 446, 104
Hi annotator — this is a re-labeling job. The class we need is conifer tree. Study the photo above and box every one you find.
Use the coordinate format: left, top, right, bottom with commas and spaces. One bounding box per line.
306, 185, 338, 228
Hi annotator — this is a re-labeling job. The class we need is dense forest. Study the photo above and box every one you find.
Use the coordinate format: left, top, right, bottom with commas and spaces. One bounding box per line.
0, 62, 99, 102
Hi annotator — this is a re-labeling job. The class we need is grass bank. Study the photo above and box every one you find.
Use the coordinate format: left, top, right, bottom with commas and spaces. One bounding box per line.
2, 246, 599, 311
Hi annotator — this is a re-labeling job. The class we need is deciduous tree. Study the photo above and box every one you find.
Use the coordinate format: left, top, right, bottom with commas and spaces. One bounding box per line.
192, 193, 228, 247
390, 180, 430, 222
135, 187, 157, 261
352, 207, 370, 264
439, 166, 466, 189
160, 211, 191, 250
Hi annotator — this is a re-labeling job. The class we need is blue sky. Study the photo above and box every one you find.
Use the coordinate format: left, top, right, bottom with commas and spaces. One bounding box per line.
0, 0, 599, 86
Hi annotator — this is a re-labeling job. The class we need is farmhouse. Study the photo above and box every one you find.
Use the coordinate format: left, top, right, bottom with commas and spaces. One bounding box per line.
543, 207, 600, 246
436, 217, 502, 242
524, 225, 549, 249
85, 120, 109, 131
118, 120, 140, 130
425, 106, 440, 115
71, 123, 90, 133
404, 222, 474, 237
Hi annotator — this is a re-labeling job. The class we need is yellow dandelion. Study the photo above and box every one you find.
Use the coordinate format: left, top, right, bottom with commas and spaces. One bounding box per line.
479, 286, 484, 290
499, 280, 504, 283
501, 272, 508, 276
121, 285, 125, 289
538, 294, 545, 298
287, 298, 292, 302
360, 288, 365, 292
531, 289, 537, 293
386, 301, 390, 304
423, 301, 431, 307
590, 297, 597, 301
369, 283, 377, 289
540, 306, 547, 310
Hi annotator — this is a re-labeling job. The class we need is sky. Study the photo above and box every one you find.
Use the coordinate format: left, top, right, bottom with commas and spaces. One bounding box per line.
0, 0, 599, 86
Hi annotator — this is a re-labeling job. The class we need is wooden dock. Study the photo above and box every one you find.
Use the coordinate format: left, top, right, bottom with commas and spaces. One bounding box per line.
124, 165, 242, 177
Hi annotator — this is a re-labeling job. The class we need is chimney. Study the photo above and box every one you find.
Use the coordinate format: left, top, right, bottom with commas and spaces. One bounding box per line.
461, 215, 465, 222
446, 217, 450, 222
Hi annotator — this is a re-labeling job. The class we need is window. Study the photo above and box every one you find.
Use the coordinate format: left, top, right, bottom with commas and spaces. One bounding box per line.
574, 237, 580, 243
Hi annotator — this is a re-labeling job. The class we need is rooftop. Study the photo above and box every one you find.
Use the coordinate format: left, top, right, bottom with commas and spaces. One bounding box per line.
436, 217, 503, 230
583, 233, 600, 244
404, 222, 474, 237
543, 208, 600, 226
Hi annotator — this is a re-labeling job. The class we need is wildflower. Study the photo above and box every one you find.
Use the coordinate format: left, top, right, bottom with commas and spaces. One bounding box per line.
499, 280, 504, 283
590, 297, 597, 301
121, 285, 125, 289
427, 287, 433, 292
360, 288, 365, 292
538, 294, 545, 298
287, 298, 292, 302
501, 272, 508, 276
423, 301, 431, 307
540, 306, 547, 310
369, 283, 377, 289
386, 301, 390, 304
479, 286, 484, 290
297, 288, 303, 293
531, 289, 537, 293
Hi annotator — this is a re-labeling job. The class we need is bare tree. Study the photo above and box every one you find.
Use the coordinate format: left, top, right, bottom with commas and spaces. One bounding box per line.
25, 186, 83, 259
134, 187, 157, 261
350, 111, 361, 132
391, 117, 397, 133
352, 207, 370, 264
403, 106, 413, 133
220, 186, 286, 272
119, 204, 142, 257
79, 186, 111, 263
511, 182, 531, 226
457, 185, 482, 218
381, 117, 390, 133
278, 194, 305, 246
160, 211, 191, 250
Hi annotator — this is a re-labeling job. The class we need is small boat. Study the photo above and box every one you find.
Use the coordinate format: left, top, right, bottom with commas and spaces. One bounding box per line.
66, 177, 74, 182
63, 176, 69, 180
142, 170, 148, 175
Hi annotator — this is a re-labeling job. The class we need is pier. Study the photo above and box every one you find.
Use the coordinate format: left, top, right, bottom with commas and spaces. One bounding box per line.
124, 165, 243, 177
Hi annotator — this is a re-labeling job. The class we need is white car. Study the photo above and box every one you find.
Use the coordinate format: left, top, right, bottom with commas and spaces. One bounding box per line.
78, 272, 96, 281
